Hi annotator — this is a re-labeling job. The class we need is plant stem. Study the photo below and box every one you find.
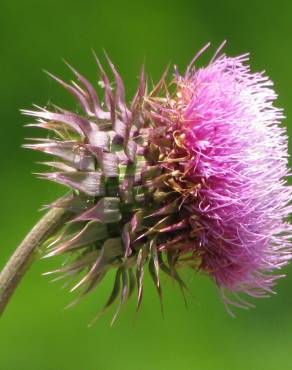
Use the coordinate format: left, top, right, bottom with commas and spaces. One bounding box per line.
0, 207, 68, 317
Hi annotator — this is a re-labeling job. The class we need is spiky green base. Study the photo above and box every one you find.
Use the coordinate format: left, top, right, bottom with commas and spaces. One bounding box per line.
22, 56, 191, 321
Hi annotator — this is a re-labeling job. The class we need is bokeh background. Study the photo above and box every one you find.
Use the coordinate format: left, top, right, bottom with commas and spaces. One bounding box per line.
1, 0, 292, 369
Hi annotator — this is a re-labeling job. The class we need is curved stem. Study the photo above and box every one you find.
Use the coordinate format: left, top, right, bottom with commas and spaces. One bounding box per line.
0, 207, 68, 317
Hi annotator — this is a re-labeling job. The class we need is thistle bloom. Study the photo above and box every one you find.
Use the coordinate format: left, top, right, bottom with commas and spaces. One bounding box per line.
21, 44, 292, 319
150, 43, 292, 308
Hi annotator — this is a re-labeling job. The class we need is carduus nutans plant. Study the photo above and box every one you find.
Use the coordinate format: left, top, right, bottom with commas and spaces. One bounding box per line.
22, 43, 292, 321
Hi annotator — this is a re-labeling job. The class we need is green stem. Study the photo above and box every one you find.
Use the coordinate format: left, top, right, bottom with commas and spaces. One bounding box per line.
0, 207, 67, 317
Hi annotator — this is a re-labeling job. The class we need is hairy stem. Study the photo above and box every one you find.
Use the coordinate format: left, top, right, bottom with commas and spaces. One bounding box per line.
0, 207, 68, 317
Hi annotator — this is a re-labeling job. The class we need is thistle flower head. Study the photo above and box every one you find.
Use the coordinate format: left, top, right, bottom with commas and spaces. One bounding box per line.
22, 44, 292, 319
150, 43, 292, 307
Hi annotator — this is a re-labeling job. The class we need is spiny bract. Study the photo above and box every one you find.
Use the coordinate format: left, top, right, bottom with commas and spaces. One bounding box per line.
22, 43, 292, 320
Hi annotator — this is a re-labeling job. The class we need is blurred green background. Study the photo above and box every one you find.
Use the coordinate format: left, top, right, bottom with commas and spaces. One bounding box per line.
1, 0, 292, 369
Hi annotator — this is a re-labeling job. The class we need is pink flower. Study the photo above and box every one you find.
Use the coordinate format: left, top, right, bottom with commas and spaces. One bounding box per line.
151, 43, 292, 308
21, 45, 292, 318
